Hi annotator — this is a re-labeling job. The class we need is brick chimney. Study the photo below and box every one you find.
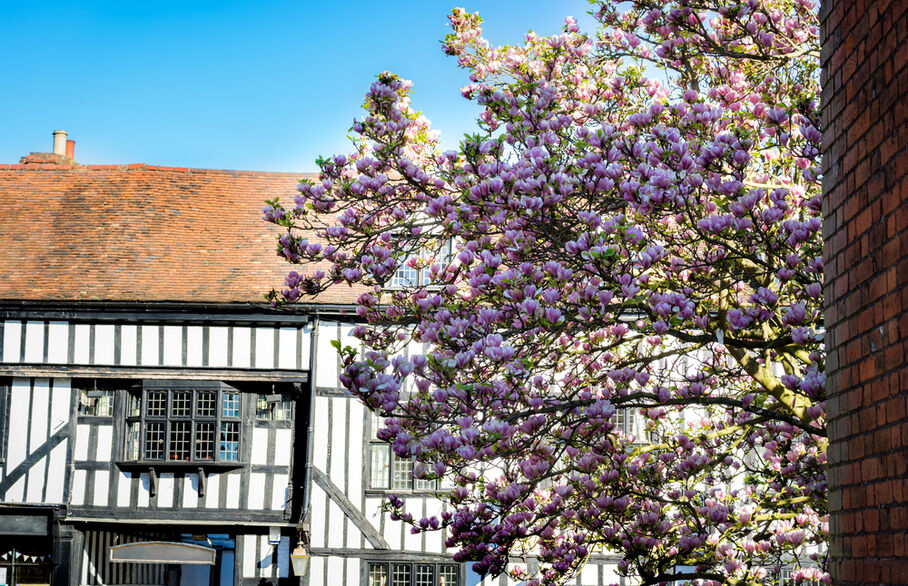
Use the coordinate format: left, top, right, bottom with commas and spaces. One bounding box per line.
19, 130, 76, 166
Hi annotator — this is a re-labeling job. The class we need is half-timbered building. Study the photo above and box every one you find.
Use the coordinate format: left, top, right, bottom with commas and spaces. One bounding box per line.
0, 133, 632, 586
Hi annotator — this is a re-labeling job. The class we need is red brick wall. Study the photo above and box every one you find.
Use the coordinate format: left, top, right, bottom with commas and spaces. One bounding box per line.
822, 0, 908, 582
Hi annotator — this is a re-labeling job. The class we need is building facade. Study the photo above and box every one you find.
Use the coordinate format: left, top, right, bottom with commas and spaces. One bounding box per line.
821, 0, 908, 582
0, 134, 630, 586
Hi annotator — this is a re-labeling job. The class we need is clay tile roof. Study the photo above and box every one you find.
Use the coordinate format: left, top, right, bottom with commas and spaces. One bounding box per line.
0, 164, 361, 306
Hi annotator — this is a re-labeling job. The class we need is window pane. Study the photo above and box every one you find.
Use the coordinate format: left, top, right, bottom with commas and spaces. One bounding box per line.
145, 421, 165, 460
196, 391, 216, 417
274, 399, 293, 420
128, 392, 141, 417
172, 390, 191, 417
222, 392, 240, 418
169, 421, 191, 460
392, 457, 414, 490
147, 391, 167, 417
370, 445, 390, 489
392, 563, 411, 586
439, 565, 458, 586
368, 564, 388, 586
220, 422, 240, 461
256, 395, 291, 420
256, 395, 271, 419
371, 412, 384, 440
392, 261, 418, 288
195, 422, 215, 461
78, 388, 115, 416
415, 564, 434, 586
414, 477, 436, 491
125, 421, 140, 460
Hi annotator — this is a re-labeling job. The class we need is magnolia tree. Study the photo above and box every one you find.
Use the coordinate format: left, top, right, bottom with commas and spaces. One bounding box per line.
265, 1, 825, 583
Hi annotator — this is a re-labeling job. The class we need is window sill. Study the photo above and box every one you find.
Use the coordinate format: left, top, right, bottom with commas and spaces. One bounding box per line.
115, 460, 245, 472
364, 488, 451, 497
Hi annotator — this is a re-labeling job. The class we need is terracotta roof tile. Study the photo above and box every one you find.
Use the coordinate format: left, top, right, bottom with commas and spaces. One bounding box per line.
0, 164, 363, 305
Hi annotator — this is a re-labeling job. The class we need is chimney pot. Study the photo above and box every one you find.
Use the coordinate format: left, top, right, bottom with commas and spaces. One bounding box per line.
66, 139, 75, 160
53, 130, 67, 156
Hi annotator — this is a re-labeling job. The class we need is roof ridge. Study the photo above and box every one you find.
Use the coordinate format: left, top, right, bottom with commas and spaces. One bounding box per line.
0, 163, 318, 177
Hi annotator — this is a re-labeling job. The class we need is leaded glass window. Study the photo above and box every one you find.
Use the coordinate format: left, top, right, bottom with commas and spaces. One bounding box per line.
125, 382, 242, 463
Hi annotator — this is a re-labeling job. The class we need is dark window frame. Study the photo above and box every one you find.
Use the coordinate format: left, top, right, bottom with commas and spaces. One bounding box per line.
124, 380, 243, 464
388, 236, 454, 289
366, 561, 460, 586
76, 380, 117, 418
367, 413, 449, 493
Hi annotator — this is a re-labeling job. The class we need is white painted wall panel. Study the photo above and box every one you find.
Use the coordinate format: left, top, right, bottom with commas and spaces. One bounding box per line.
49, 378, 70, 436
248, 473, 266, 510
381, 510, 402, 550
341, 322, 363, 357
6, 379, 29, 469
226, 472, 241, 509
271, 473, 289, 511
28, 378, 49, 454
117, 472, 132, 507
309, 484, 327, 549
258, 535, 274, 578
312, 397, 329, 470
73, 324, 90, 363
25, 456, 46, 503
119, 324, 137, 365
329, 397, 346, 488
71, 469, 87, 505
300, 324, 312, 370
182, 474, 199, 508
3, 321, 21, 362
157, 473, 174, 507
580, 562, 599, 584
162, 326, 182, 366
242, 535, 257, 578
251, 427, 269, 466
205, 472, 220, 508
601, 563, 621, 584
93, 470, 110, 506
232, 327, 251, 367
346, 401, 364, 499
316, 321, 340, 388
5, 476, 25, 502
208, 326, 228, 367
46, 321, 68, 363
138, 473, 151, 507
94, 425, 112, 461
346, 516, 358, 551
325, 556, 343, 586
94, 324, 115, 364
424, 523, 443, 554
45, 439, 68, 503
186, 326, 203, 366
273, 428, 291, 467
255, 327, 274, 368
403, 499, 422, 551
141, 325, 159, 365
74, 424, 90, 461
346, 557, 361, 586
24, 321, 44, 363
308, 556, 324, 586
278, 327, 297, 369
327, 500, 344, 549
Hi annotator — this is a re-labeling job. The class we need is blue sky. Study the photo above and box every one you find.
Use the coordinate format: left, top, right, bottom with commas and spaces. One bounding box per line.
2, 1, 598, 172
